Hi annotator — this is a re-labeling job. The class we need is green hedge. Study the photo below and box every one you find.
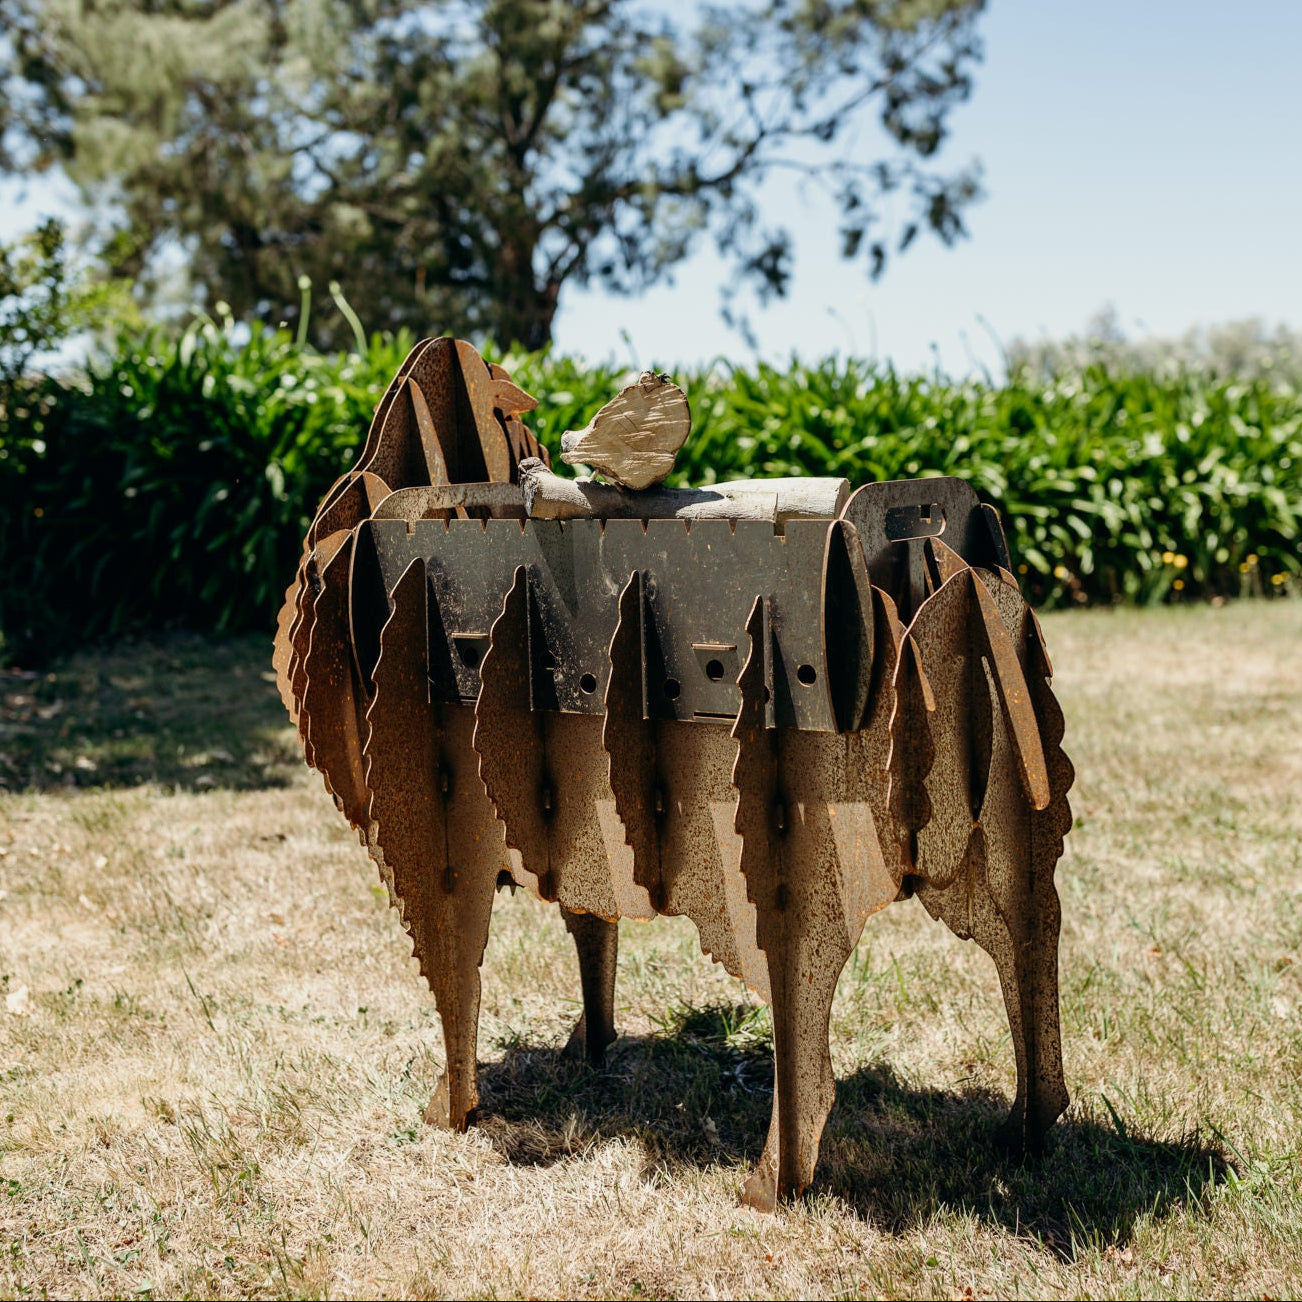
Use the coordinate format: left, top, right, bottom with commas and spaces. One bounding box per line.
1, 323, 1299, 664
0, 323, 410, 663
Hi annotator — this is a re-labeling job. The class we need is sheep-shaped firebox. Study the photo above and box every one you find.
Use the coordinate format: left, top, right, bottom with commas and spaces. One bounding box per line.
273, 337, 1073, 1211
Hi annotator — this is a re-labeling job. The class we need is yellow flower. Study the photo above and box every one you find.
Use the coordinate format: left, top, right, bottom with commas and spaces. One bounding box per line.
1053, 565, 1069, 580
1173, 579, 1185, 590
1173, 553, 1188, 570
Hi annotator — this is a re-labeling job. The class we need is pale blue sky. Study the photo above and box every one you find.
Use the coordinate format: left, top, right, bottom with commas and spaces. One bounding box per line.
3, 0, 1299, 375
556, 0, 1302, 372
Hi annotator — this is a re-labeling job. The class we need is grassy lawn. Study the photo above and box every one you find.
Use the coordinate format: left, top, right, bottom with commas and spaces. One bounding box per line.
1, 603, 1300, 1300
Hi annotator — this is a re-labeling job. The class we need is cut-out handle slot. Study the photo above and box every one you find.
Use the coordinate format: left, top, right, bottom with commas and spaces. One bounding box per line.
885, 503, 946, 541
452, 632, 490, 668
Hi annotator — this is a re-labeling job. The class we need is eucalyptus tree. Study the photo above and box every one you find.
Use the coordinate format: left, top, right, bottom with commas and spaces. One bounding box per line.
0, 0, 984, 348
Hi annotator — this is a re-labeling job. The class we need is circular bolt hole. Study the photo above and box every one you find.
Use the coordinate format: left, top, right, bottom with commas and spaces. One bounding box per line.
461, 645, 481, 669
705, 658, 725, 681
579, 672, 597, 695
541, 650, 557, 671
797, 663, 817, 686
663, 677, 681, 701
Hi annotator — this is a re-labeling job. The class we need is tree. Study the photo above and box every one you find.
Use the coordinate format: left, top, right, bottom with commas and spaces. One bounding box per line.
0, 217, 136, 388
0, 0, 985, 350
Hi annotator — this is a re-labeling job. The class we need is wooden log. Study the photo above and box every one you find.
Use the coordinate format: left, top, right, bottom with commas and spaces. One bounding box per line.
559, 371, 691, 490
370, 483, 526, 520
518, 458, 849, 527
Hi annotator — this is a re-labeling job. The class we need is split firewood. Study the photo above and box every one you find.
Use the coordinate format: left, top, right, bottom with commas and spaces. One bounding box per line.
559, 371, 691, 490
518, 457, 849, 527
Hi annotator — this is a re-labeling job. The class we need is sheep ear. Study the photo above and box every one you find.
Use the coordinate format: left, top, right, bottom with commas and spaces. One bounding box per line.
492, 378, 538, 415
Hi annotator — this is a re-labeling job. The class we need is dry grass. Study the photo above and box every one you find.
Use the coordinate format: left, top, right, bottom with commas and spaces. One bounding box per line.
2, 604, 1301, 1300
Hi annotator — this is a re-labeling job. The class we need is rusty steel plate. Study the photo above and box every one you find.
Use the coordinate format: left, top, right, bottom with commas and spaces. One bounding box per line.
358, 516, 847, 731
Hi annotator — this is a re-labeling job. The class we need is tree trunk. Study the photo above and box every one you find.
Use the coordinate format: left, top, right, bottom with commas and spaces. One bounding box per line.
490, 223, 558, 350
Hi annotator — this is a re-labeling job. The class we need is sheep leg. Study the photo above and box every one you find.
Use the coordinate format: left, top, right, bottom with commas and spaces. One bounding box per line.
917, 875, 1068, 1154
418, 792, 501, 1132
975, 891, 1068, 1153
741, 925, 846, 1212
562, 908, 619, 1067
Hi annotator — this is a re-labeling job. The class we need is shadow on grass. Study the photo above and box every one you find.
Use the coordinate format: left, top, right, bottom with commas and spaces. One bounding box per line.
474, 1001, 1230, 1259
0, 632, 299, 792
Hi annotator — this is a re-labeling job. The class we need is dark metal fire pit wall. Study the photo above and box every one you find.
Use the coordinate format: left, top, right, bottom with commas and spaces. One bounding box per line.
273, 338, 1074, 1213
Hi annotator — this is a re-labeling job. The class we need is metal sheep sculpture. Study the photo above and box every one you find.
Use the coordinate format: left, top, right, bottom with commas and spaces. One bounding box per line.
272, 336, 1074, 1212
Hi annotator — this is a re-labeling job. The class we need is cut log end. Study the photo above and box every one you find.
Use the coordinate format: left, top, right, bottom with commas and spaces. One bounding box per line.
559, 371, 691, 489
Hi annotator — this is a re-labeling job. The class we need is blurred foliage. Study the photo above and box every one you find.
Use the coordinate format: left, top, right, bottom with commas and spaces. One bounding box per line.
1008, 308, 1302, 386
0, 0, 982, 350
0, 314, 412, 663
2, 323, 1299, 665
0, 217, 138, 388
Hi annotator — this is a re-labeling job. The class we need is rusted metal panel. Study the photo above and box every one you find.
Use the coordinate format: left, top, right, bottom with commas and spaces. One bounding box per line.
730, 598, 898, 1210
278, 337, 1075, 1212
364, 560, 507, 1130
474, 567, 553, 896
603, 571, 663, 906
363, 515, 839, 730
655, 718, 770, 998
821, 519, 876, 732
474, 565, 653, 920
841, 475, 1011, 623
298, 533, 368, 818
906, 568, 1071, 1152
